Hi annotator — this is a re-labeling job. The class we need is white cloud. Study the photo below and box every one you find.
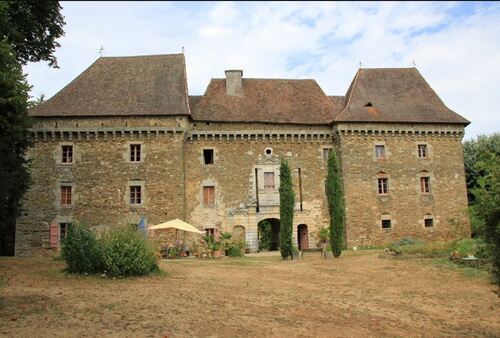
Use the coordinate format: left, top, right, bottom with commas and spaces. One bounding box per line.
23, 1, 500, 139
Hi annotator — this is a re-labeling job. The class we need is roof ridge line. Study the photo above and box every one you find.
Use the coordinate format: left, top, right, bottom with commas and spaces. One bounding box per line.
334, 69, 361, 122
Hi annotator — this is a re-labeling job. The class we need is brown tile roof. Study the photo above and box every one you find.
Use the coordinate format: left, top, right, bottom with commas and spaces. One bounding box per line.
29, 54, 190, 117
188, 95, 202, 111
335, 68, 470, 125
191, 79, 341, 124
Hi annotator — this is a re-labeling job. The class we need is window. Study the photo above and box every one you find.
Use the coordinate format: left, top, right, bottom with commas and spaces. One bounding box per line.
264, 172, 275, 189
203, 186, 215, 205
62, 145, 73, 163
203, 149, 214, 165
375, 145, 385, 159
420, 177, 431, 193
378, 178, 388, 194
382, 219, 392, 229
322, 148, 331, 161
130, 185, 142, 205
418, 144, 428, 158
60, 186, 72, 206
424, 218, 434, 227
130, 144, 141, 162
59, 223, 70, 241
205, 228, 215, 237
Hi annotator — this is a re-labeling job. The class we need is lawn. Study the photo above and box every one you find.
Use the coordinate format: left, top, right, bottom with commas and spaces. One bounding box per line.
1, 251, 499, 337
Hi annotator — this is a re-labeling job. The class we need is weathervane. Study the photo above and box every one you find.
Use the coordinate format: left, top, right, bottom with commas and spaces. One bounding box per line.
412, 60, 417, 67
182, 46, 185, 53
359, 61, 363, 67
98, 45, 105, 57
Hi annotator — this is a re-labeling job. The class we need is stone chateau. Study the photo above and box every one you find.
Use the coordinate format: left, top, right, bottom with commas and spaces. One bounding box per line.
15, 53, 471, 256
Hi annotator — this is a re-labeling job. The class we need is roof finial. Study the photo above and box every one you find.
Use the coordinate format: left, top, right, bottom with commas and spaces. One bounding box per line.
182, 46, 185, 54
97, 45, 105, 57
359, 61, 363, 68
412, 60, 417, 67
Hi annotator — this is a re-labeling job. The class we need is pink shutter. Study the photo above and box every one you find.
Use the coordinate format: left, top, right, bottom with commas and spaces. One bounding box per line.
49, 222, 59, 248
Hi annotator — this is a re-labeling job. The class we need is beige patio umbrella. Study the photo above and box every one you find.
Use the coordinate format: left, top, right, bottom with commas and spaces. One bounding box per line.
149, 219, 204, 234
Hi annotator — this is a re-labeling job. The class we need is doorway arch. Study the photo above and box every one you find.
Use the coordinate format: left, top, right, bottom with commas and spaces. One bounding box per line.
233, 225, 246, 243
257, 218, 280, 251
297, 224, 309, 250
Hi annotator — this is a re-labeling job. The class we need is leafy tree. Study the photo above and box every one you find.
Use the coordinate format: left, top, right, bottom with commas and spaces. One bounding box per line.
463, 133, 500, 205
468, 136, 500, 285
258, 220, 272, 251
0, 1, 65, 255
0, 42, 31, 255
326, 148, 345, 258
279, 160, 295, 260
0, 1, 65, 67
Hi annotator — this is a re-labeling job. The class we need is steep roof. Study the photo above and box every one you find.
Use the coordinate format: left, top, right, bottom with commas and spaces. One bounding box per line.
335, 68, 470, 125
29, 54, 190, 117
191, 79, 342, 124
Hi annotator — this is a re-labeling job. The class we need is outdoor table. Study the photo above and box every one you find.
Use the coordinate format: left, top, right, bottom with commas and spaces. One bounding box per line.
461, 256, 479, 275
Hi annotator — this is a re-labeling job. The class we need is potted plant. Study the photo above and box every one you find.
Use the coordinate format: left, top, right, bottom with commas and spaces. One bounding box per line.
317, 226, 329, 250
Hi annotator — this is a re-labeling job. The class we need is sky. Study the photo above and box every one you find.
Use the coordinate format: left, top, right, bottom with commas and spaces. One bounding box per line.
23, 1, 500, 139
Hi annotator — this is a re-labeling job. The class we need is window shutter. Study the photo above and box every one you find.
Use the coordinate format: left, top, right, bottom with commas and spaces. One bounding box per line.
49, 222, 59, 248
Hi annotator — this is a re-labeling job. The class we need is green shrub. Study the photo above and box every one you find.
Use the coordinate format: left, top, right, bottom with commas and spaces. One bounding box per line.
227, 245, 243, 257
101, 225, 159, 277
258, 221, 272, 251
61, 223, 104, 274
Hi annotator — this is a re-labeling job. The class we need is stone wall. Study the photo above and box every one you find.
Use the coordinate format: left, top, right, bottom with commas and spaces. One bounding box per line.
15, 116, 187, 256
16, 117, 471, 256
336, 123, 470, 247
184, 123, 334, 251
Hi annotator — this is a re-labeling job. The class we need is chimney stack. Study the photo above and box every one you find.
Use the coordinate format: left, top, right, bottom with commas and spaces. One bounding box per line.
225, 70, 243, 96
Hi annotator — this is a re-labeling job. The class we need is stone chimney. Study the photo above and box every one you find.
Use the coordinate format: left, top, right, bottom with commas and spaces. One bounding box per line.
225, 70, 243, 96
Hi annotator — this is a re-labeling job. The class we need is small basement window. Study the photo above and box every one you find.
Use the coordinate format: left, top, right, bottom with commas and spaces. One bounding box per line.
425, 218, 434, 227
203, 149, 214, 165
382, 219, 392, 229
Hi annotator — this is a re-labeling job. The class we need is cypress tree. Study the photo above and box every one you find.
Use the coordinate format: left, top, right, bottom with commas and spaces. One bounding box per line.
326, 149, 345, 258
279, 160, 295, 260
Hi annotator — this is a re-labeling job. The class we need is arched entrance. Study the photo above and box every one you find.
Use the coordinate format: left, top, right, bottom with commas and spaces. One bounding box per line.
297, 224, 309, 250
232, 225, 246, 243
257, 218, 280, 251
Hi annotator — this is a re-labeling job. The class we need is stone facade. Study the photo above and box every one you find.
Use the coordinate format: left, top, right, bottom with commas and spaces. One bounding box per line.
15, 55, 471, 256
336, 123, 469, 247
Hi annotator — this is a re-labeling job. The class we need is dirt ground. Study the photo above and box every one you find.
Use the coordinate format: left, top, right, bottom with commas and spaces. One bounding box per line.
1, 251, 499, 337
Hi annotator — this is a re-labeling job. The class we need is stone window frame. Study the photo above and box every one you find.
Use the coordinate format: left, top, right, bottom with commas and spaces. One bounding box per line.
419, 213, 439, 229
415, 141, 432, 160
126, 180, 146, 207
320, 145, 333, 162
124, 141, 145, 164
375, 171, 390, 196
201, 179, 218, 208
56, 142, 76, 165
424, 215, 434, 228
372, 141, 390, 162
255, 164, 281, 193
130, 144, 142, 163
58, 182, 75, 209
378, 213, 395, 231
416, 170, 434, 196
202, 147, 216, 166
